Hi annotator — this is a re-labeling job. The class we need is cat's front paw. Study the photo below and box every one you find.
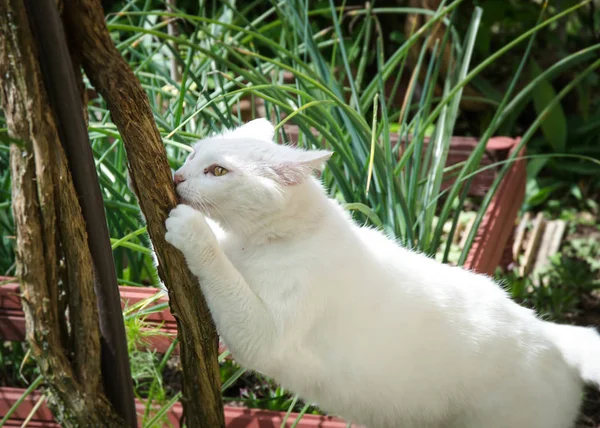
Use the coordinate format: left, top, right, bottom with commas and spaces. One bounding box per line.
165, 204, 216, 256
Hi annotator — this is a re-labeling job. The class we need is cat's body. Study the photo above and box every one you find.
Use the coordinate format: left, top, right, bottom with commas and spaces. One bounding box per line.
164, 119, 600, 428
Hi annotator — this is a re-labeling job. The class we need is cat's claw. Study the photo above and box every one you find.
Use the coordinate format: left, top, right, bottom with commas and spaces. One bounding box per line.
165, 204, 216, 253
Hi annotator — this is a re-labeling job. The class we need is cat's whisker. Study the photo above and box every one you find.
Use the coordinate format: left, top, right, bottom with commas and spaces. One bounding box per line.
202, 195, 232, 230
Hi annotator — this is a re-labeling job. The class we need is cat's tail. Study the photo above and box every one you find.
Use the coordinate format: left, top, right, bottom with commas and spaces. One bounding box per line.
545, 322, 600, 388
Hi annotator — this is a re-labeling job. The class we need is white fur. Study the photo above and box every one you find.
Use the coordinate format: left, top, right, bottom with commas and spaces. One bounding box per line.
165, 118, 600, 428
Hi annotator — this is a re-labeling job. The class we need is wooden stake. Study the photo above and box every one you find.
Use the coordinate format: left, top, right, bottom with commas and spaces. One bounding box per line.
61, 1, 225, 426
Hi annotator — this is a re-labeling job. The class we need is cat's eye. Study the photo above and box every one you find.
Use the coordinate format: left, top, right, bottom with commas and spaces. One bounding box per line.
213, 166, 228, 176
204, 165, 229, 176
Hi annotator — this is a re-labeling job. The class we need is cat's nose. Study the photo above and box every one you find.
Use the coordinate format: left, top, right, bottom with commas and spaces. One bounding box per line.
173, 173, 185, 185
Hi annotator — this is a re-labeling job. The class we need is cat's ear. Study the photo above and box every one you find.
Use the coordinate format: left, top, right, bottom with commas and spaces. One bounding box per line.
271, 147, 333, 185
227, 118, 275, 142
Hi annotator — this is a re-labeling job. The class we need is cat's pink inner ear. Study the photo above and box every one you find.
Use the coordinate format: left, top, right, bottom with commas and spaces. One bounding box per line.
272, 150, 333, 185
272, 163, 312, 185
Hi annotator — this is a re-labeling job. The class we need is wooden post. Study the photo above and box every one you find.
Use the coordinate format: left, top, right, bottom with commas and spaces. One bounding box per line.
23, 0, 138, 424
61, 1, 225, 426
0, 0, 128, 425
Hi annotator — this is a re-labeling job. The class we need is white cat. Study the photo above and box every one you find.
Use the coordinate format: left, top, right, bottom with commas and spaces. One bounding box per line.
164, 118, 600, 428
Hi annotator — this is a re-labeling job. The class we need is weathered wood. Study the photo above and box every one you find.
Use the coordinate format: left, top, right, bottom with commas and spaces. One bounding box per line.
513, 212, 531, 261
25, 0, 137, 423
520, 212, 546, 277
0, 0, 126, 425
61, 1, 225, 426
533, 219, 567, 279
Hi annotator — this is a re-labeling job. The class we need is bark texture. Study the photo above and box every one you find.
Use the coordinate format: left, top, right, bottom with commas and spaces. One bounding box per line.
0, 0, 126, 426
62, 1, 225, 427
26, 0, 137, 421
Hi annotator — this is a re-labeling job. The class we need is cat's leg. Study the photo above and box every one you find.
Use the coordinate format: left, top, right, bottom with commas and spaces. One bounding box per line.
165, 204, 275, 366
127, 170, 225, 292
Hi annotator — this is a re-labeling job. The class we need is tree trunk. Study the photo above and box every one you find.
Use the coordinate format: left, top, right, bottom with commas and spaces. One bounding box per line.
61, 1, 225, 427
0, 1, 127, 426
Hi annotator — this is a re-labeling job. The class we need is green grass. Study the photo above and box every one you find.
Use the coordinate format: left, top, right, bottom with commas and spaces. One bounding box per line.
1, 0, 600, 426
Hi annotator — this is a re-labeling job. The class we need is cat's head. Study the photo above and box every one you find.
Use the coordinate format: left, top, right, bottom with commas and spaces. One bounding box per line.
173, 118, 332, 230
